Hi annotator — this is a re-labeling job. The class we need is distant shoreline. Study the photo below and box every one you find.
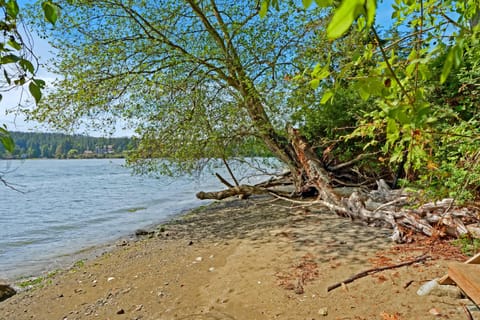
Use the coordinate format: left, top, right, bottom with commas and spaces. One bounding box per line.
0, 155, 126, 160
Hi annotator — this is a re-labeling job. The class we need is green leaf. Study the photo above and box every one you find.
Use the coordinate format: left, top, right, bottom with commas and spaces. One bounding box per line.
259, 0, 269, 18
19, 59, 35, 74
441, 41, 464, 84
320, 89, 334, 104
386, 118, 399, 137
358, 86, 370, 101
310, 78, 320, 89
315, 0, 333, 7
327, 0, 363, 40
42, 1, 59, 25
3, 69, 11, 85
0, 127, 15, 153
440, 47, 455, 84
7, 38, 21, 50
29, 81, 42, 103
365, 0, 376, 26
0, 54, 20, 64
6, 0, 19, 19
34, 79, 46, 88
303, 0, 313, 8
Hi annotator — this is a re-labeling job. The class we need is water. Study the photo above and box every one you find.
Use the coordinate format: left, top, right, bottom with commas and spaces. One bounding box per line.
0, 159, 233, 280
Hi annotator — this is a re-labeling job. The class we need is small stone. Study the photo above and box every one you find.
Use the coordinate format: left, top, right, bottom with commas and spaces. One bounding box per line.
107, 277, 115, 282
116, 308, 125, 314
195, 257, 203, 262
208, 267, 215, 272
116, 239, 128, 246
134, 304, 143, 311
188, 241, 194, 246
318, 307, 328, 316
429, 308, 441, 316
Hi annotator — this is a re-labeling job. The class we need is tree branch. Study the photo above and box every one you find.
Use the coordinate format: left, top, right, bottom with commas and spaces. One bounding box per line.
371, 26, 414, 105
327, 255, 430, 292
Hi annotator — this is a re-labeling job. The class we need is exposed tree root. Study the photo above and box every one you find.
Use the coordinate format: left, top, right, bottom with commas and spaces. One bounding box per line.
196, 128, 480, 243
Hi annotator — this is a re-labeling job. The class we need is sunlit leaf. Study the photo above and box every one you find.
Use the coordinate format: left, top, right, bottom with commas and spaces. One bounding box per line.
441, 40, 464, 84
327, 0, 363, 40
320, 89, 334, 104
315, 0, 333, 7
259, 0, 269, 18
303, 0, 313, 8
42, 1, 59, 25
310, 78, 320, 89
6, 0, 19, 19
440, 47, 455, 84
365, 0, 376, 26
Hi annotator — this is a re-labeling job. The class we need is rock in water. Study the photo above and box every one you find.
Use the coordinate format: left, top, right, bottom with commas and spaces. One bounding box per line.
135, 229, 148, 236
0, 282, 16, 302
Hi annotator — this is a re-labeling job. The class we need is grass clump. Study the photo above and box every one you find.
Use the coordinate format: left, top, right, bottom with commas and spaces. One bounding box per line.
452, 234, 480, 256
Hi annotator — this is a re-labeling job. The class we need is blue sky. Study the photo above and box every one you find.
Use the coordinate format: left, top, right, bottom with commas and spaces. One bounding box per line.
0, 0, 395, 137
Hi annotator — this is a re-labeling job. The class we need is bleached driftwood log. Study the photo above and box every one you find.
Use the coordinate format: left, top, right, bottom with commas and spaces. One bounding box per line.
196, 127, 479, 242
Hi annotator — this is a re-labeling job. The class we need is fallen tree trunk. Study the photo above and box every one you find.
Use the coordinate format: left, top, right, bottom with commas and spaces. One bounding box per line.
196, 184, 291, 200
196, 128, 479, 243
196, 185, 268, 200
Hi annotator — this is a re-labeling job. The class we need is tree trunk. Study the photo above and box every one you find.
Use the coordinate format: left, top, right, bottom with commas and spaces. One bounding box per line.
197, 126, 478, 243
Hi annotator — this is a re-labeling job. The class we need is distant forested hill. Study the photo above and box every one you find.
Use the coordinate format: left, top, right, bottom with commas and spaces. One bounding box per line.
0, 132, 134, 159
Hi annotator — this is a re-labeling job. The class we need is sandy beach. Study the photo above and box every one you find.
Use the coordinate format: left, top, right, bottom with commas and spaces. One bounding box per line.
0, 196, 475, 320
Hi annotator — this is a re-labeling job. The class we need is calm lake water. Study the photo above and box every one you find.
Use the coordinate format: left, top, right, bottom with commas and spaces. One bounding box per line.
0, 159, 259, 280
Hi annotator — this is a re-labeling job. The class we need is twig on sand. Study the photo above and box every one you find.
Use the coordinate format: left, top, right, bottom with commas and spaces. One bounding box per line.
327, 254, 430, 292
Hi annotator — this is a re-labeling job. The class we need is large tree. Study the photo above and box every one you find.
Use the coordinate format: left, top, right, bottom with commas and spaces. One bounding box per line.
28, 0, 480, 241
29, 0, 328, 187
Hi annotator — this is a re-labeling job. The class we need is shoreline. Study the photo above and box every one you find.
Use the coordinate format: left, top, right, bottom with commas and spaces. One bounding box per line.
5, 201, 213, 284
1, 195, 473, 320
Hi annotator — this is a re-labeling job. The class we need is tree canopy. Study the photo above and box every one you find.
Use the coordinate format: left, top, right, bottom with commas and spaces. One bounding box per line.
23, 0, 480, 240
1, 0, 59, 186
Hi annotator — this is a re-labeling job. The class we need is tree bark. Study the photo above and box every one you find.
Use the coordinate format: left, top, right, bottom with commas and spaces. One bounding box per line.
197, 127, 479, 243
196, 184, 290, 200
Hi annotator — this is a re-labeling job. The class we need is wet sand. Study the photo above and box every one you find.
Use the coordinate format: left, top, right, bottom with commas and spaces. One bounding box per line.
0, 196, 472, 319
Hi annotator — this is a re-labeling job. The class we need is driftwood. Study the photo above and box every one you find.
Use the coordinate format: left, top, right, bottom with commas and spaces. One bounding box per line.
196, 128, 479, 242
327, 255, 430, 292
196, 185, 268, 200
196, 184, 292, 200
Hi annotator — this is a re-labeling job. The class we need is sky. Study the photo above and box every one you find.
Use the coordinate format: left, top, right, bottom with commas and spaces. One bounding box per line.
0, 0, 395, 137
